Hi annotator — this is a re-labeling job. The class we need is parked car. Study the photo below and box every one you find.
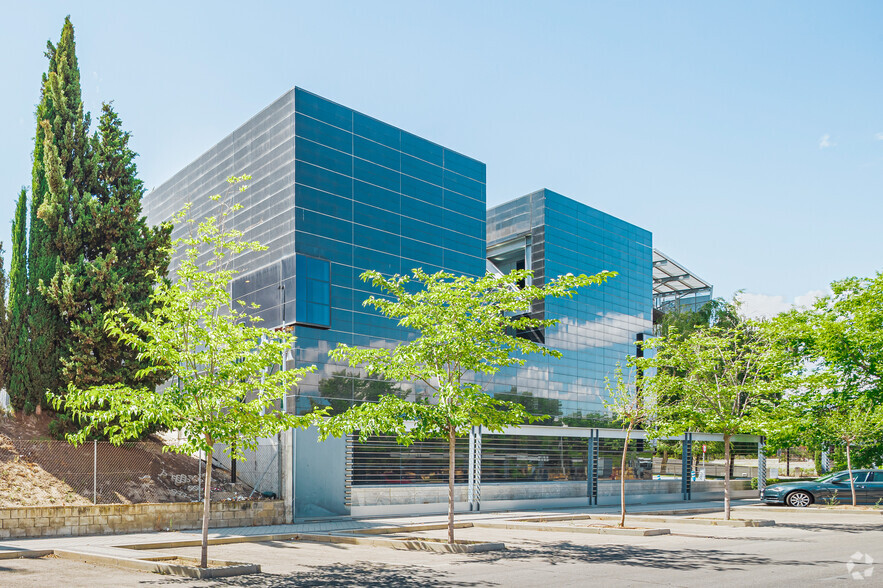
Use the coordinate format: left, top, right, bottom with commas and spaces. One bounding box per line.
760, 469, 883, 507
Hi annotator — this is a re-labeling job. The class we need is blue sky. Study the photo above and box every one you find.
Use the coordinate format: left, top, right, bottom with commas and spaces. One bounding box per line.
1, 1, 881, 315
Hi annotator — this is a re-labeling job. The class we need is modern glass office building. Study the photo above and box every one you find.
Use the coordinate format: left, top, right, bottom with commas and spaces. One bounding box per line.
145, 89, 757, 517
145, 87, 487, 415
485, 189, 654, 419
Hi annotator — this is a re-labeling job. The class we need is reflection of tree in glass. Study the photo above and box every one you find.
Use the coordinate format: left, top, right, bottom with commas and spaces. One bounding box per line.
560, 410, 619, 428
316, 371, 407, 415
494, 387, 562, 419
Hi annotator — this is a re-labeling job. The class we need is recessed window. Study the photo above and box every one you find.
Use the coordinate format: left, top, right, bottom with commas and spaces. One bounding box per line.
295, 255, 331, 328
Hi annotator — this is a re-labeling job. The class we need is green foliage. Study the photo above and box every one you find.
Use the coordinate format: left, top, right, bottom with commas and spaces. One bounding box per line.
39, 103, 172, 394
750, 477, 783, 490
318, 268, 614, 445
48, 177, 319, 455
559, 410, 620, 428
50, 178, 321, 567
605, 364, 654, 431
604, 363, 655, 527
7, 189, 28, 408
763, 273, 883, 465
25, 16, 91, 411
11, 18, 169, 417
317, 371, 407, 415
317, 266, 613, 543
640, 323, 795, 439
638, 322, 795, 518
655, 297, 740, 339
0, 243, 9, 392
493, 387, 563, 420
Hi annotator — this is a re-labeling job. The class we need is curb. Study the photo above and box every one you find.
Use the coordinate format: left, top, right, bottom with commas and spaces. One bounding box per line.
475, 520, 670, 536
53, 549, 260, 579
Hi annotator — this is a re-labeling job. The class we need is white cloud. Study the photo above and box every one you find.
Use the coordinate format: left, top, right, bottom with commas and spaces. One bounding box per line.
736, 289, 827, 320
875, 132, 883, 141
819, 134, 835, 149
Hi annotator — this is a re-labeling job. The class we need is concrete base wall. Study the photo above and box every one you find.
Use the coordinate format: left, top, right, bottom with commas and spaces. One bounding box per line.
351, 480, 754, 516
0, 500, 285, 539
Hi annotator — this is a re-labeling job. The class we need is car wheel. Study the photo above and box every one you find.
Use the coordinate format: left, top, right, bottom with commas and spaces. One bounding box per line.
785, 490, 812, 507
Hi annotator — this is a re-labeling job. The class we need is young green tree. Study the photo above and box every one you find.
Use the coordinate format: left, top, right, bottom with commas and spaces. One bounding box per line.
7, 189, 28, 407
639, 323, 794, 519
824, 397, 883, 506
767, 273, 883, 464
605, 363, 654, 527
27, 16, 92, 411
49, 177, 320, 568
39, 103, 172, 394
317, 267, 614, 543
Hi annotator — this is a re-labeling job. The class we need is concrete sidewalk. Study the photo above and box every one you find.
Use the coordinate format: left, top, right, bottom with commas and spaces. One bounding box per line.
0, 497, 760, 556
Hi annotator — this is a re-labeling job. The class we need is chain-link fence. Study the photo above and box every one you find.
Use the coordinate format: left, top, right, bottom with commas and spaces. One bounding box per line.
212, 438, 281, 499
0, 436, 280, 507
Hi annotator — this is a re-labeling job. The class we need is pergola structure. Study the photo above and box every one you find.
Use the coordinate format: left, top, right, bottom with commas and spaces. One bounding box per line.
652, 249, 713, 321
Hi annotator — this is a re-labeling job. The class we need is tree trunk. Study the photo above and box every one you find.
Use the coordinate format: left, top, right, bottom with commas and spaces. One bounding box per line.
619, 424, 633, 528
447, 424, 456, 544
846, 443, 856, 507
201, 447, 213, 568
723, 434, 731, 520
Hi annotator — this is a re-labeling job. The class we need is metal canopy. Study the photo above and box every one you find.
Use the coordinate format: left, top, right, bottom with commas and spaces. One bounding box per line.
652, 249, 712, 303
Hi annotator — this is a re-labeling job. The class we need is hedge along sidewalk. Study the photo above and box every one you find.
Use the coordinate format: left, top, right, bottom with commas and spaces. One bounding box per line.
0, 500, 284, 539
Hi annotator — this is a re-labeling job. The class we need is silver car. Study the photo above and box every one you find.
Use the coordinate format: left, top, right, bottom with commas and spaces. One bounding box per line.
761, 469, 883, 507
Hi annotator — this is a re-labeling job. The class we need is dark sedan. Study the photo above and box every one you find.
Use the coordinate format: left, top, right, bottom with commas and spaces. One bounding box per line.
761, 469, 883, 507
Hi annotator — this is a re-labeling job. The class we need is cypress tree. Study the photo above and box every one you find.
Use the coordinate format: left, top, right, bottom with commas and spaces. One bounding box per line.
0, 243, 8, 392
41, 103, 171, 391
7, 189, 28, 408
27, 16, 91, 411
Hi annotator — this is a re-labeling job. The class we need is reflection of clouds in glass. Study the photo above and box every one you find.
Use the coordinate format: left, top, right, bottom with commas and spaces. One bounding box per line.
548, 312, 650, 351
485, 363, 610, 407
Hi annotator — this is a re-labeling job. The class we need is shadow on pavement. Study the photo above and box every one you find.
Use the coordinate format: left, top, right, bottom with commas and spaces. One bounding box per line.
141, 561, 494, 587
470, 540, 837, 571
774, 522, 883, 534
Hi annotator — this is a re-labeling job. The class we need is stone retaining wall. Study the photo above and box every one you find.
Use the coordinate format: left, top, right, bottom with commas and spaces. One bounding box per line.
0, 500, 285, 539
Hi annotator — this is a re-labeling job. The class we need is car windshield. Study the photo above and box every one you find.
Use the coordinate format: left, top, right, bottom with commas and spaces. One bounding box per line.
814, 472, 855, 483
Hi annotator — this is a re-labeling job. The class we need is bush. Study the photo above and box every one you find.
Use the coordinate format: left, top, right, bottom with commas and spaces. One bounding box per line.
750, 477, 783, 490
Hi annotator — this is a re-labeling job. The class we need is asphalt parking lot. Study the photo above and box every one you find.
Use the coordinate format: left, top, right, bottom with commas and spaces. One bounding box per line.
2, 505, 881, 587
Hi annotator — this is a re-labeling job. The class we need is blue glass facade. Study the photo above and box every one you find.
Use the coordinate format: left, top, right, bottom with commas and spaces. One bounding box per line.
486, 189, 653, 419
145, 88, 487, 414
289, 89, 486, 413
145, 89, 652, 421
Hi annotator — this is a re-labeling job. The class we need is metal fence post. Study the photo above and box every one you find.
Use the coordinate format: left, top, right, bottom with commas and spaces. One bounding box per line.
467, 427, 475, 510
198, 451, 203, 503
473, 426, 482, 512
681, 433, 692, 501
93, 439, 98, 504
757, 437, 767, 498
587, 429, 599, 506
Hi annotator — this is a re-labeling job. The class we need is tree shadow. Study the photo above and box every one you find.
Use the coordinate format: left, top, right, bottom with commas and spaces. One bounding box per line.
141, 561, 494, 587
470, 540, 837, 571
774, 522, 883, 534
